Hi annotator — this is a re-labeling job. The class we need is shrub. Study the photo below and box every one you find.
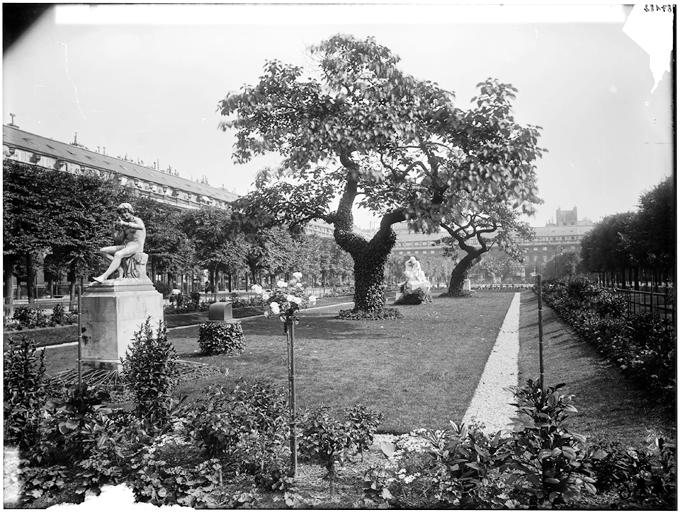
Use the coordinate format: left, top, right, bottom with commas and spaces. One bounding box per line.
153, 280, 171, 298
3, 336, 46, 451
27, 384, 113, 467
345, 405, 383, 460
362, 423, 516, 508
50, 303, 66, 325
121, 319, 179, 428
197, 321, 245, 355
19, 396, 152, 505
186, 381, 289, 485
586, 436, 676, 509
190, 291, 201, 307
298, 406, 350, 493
541, 279, 675, 404
230, 293, 265, 309
337, 307, 403, 320
363, 380, 598, 509
12, 306, 51, 329
508, 379, 596, 507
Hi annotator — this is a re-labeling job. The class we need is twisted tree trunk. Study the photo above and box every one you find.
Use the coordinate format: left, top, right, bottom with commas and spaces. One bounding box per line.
446, 253, 479, 296
332, 154, 404, 314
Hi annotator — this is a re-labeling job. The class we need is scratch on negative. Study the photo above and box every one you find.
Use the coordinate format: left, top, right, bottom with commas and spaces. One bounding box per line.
61, 42, 87, 120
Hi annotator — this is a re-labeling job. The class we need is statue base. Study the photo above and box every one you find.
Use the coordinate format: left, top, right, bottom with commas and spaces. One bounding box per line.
81, 277, 163, 370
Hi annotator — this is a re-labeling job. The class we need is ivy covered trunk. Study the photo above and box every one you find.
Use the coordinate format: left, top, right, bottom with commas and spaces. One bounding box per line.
446, 253, 479, 296
331, 166, 402, 315
350, 230, 397, 313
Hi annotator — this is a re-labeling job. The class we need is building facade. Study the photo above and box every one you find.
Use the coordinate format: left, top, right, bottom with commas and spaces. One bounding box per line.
387, 209, 595, 282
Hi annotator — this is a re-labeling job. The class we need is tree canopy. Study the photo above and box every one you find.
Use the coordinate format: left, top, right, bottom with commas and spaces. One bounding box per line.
219, 34, 544, 313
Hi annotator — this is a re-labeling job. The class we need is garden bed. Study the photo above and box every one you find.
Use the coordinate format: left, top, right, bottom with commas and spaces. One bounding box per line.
518, 291, 675, 448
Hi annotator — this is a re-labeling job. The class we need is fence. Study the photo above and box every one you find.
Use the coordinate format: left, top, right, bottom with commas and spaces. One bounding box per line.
612, 287, 675, 323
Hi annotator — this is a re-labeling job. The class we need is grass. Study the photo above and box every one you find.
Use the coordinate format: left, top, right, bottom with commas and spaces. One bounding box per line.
41, 292, 514, 434
518, 291, 675, 448
173, 292, 514, 433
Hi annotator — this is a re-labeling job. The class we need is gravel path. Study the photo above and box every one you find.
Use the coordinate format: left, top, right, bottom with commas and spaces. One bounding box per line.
461, 292, 520, 433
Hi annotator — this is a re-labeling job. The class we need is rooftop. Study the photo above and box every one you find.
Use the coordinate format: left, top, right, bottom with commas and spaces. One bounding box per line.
3, 124, 239, 203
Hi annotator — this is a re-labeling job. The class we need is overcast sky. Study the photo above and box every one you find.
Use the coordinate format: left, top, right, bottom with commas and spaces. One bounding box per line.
3, 3, 674, 229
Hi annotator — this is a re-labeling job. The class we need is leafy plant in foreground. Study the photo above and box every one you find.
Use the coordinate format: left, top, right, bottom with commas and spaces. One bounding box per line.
507, 379, 596, 506
121, 318, 179, 428
3, 336, 46, 451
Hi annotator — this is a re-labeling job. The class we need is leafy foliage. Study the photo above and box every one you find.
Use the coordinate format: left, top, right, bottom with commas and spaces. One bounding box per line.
508, 379, 596, 506
586, 437, 676, 509
121, 319, 179, 427
299, 405, 383, 493
298, 407, 352, 492
184, 381, 290, 488
220, 34, 543, 314
3, 336, 47, 451
337, 307, 403, 320
179, 206, 248, 291
131, 197, 195, 279
3, 160, 125, 286
541, 279, 675, 403
581, 177, 674, 281
198, 321, 245, 355
363, 380, 598, 509
344, 405, 383, 460
438, 188, 537, 295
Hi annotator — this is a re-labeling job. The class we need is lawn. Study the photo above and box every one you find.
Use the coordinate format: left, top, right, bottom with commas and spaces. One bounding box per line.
518, 291, 675, 448
41, 292, 515, 434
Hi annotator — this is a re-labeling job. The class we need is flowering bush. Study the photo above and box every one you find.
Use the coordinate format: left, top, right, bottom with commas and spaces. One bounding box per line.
251, 272, 317, 325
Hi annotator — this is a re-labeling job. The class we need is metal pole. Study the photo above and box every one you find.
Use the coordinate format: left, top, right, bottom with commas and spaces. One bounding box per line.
537, 274, 545, 394
77, 280, 83, 386
286, 319, 298, 477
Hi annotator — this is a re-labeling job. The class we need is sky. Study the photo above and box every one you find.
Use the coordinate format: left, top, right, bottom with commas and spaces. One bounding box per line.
3, 3, 674, 229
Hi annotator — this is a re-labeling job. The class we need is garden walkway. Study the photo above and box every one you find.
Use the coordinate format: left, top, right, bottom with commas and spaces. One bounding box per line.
462, 292, 520, 432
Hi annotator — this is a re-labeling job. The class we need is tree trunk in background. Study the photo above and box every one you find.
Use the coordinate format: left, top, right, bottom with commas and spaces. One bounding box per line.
446, 253, 479, 296
4, 262, 14, 318
26, 253, 36, 304
68, 267, 77, 311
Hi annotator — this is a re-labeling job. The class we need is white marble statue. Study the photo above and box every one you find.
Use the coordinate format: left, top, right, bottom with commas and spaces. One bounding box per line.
395, 256, 432, 304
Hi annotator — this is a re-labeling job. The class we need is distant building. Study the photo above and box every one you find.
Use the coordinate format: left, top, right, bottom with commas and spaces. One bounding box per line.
3, 125, 239, 208
386, 208, 595, 281
2, 125, 350, 298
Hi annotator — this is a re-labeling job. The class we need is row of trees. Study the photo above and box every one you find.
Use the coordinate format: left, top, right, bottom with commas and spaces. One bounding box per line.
221, 34, 543, 313
580, 177, 674, 289
3, 160, 354, 311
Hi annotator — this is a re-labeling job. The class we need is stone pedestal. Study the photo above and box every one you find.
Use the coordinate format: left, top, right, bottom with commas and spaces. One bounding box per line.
81, 278, 163, 370
463, 279, 472, 292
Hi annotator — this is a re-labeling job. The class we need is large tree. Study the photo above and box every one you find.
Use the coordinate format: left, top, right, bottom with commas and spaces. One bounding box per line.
131, 197, 195, 285
437, 190, 536, 295
180, 207, 247, 293
220, 35, 542, 314
3, 160, 122, 308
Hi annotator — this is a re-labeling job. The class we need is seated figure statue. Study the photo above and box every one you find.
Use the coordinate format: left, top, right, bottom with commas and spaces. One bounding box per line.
395, 256, 432, 305
92, 203, 148, 283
